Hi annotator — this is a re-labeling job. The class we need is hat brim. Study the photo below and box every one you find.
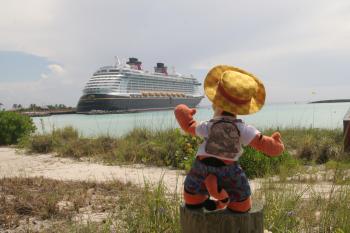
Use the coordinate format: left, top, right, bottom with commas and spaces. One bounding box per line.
204, 65, 266, 115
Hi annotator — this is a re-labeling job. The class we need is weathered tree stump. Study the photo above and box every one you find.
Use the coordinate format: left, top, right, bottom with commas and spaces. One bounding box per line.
180, 201, 264, 233
344, 108, 350, 152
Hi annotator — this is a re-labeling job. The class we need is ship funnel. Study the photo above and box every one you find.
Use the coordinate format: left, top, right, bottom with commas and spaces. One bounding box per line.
127, 57, 142, 70
154, 62, 168, 75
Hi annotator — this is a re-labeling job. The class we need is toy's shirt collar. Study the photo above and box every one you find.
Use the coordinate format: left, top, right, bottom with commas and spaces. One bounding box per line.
213, 115, 237, 121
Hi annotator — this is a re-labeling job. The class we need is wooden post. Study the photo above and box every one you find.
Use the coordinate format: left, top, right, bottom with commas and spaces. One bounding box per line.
344, 108, 350, 152
180, 201, 264, 233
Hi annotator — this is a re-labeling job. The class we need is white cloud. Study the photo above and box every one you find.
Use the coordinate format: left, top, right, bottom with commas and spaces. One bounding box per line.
48, 64, 65, 75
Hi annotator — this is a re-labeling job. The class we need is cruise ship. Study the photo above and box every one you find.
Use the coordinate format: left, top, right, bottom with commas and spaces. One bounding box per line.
76, 58, 203, 113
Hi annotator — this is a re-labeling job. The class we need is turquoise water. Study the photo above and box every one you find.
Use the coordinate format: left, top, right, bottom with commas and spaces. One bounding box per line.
32, 102, 350, 137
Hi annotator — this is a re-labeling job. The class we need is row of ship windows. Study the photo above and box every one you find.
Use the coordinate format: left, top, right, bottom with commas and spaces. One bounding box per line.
128, 86, 193, 90
86, 83, 193, 89
86, 82, 120, 85
93, 72, 197, 82
89, 79, 121, 82
104, 74, 196, 84
85, 85, 193, 91
86, 86, 119, 89
85, 87, 193, 92
127, 87, 193, 91
85, 88, 192, 93
87, 80, 191, 86
127, 82, 191, 88
90, 77, 122, 80
88, 77, 195, 86
86, 82, 196, 88
127, 78, 193, 85
131, 75, 196, 83
127, 84, 192, 89
85, 88, 119, 92
88, 80, 121, 83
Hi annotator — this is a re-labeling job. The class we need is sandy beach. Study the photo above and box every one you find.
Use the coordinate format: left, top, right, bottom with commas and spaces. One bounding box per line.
0, 147, 185, 193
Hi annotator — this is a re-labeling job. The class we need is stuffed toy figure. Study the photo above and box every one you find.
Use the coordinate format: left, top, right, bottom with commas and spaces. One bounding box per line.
174, 65, 285, 212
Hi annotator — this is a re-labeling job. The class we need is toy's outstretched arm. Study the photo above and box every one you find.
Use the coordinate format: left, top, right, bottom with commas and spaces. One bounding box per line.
249, 132, 285, 157
174, 104, 197, 136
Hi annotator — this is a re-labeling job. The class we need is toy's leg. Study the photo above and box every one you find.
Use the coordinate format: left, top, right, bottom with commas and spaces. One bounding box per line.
184, 190, 228, 211
204, 174, 229, 210
183, 190, 208, 209
227, 196, 252, 213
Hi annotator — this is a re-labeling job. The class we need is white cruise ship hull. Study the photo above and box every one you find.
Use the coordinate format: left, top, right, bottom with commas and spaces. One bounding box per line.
76, 94, 202, 113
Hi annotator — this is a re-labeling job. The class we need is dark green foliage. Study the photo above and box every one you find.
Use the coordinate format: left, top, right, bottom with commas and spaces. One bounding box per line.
24, 126, 347, 179
112, 128, 202, 169
24, 126, 298, 178
0, 111, 36, 145
240, 147, 299, 178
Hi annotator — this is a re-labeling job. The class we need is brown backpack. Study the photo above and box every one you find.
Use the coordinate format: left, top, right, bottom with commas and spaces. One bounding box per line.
205, 118, 242, 160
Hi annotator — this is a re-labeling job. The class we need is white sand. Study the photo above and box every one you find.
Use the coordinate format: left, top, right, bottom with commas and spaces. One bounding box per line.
0, 147, 184, 193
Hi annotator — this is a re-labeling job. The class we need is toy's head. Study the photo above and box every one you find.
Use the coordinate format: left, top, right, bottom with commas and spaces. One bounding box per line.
204, 65, 265, 115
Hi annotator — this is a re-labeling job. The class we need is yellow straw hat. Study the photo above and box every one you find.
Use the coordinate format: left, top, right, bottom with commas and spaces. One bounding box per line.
204, 65, 265, 115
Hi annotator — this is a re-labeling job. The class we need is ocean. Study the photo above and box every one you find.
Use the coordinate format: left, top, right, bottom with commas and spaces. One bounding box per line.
32, 102, 350, 137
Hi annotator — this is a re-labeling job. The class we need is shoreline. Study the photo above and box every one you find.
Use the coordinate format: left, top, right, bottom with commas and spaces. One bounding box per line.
20, 110, 76, 117
309, 99, 350, 104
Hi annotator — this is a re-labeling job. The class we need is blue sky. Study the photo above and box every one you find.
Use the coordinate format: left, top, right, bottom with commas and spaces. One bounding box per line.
0, 0, 350, 108
0, 51, 52, 82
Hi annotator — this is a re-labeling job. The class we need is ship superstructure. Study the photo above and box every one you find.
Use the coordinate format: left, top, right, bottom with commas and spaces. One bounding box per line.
77, 58, 203, 113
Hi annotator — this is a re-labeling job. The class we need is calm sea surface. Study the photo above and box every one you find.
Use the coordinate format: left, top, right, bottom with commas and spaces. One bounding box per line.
32, 102, 350, 137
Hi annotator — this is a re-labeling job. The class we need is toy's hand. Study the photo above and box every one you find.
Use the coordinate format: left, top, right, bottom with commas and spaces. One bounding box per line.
249, 132, 285, 157
174, 104, 197, 136
272, 132, 283, 144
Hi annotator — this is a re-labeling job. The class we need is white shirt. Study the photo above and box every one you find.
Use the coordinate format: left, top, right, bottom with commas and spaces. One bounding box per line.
195, 116, 260, 161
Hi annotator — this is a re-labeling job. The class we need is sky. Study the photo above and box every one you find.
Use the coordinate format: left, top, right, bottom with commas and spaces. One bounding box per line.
0, 0, 350, 109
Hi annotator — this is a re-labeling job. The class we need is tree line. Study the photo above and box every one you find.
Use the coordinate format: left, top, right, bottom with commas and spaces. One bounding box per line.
10, 104, 74, 111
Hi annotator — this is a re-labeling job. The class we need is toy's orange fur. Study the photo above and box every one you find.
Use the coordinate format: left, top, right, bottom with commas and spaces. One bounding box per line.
174, 104, 197, 136
249, 132, 284, 156
175, 104, 284, 212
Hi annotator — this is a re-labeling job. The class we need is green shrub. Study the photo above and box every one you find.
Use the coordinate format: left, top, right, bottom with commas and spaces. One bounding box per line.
111, 128, 201, 169
52, 126, 79, 143
264, 127, 343, 164
28, 135, 54, 153
240, 147, 299, 178
0, 111, 36, 145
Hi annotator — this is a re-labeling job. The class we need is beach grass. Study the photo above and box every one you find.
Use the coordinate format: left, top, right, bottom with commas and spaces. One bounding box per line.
19, 126, 349, 179
256, 176, 350, 232
1, 172, 350, 232
19, 126, 301, 177
7, 125, 350, 231
0, 177, 181, 233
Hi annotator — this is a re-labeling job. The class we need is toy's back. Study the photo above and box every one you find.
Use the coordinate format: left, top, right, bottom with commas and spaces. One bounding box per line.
205, 118, 241, 160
